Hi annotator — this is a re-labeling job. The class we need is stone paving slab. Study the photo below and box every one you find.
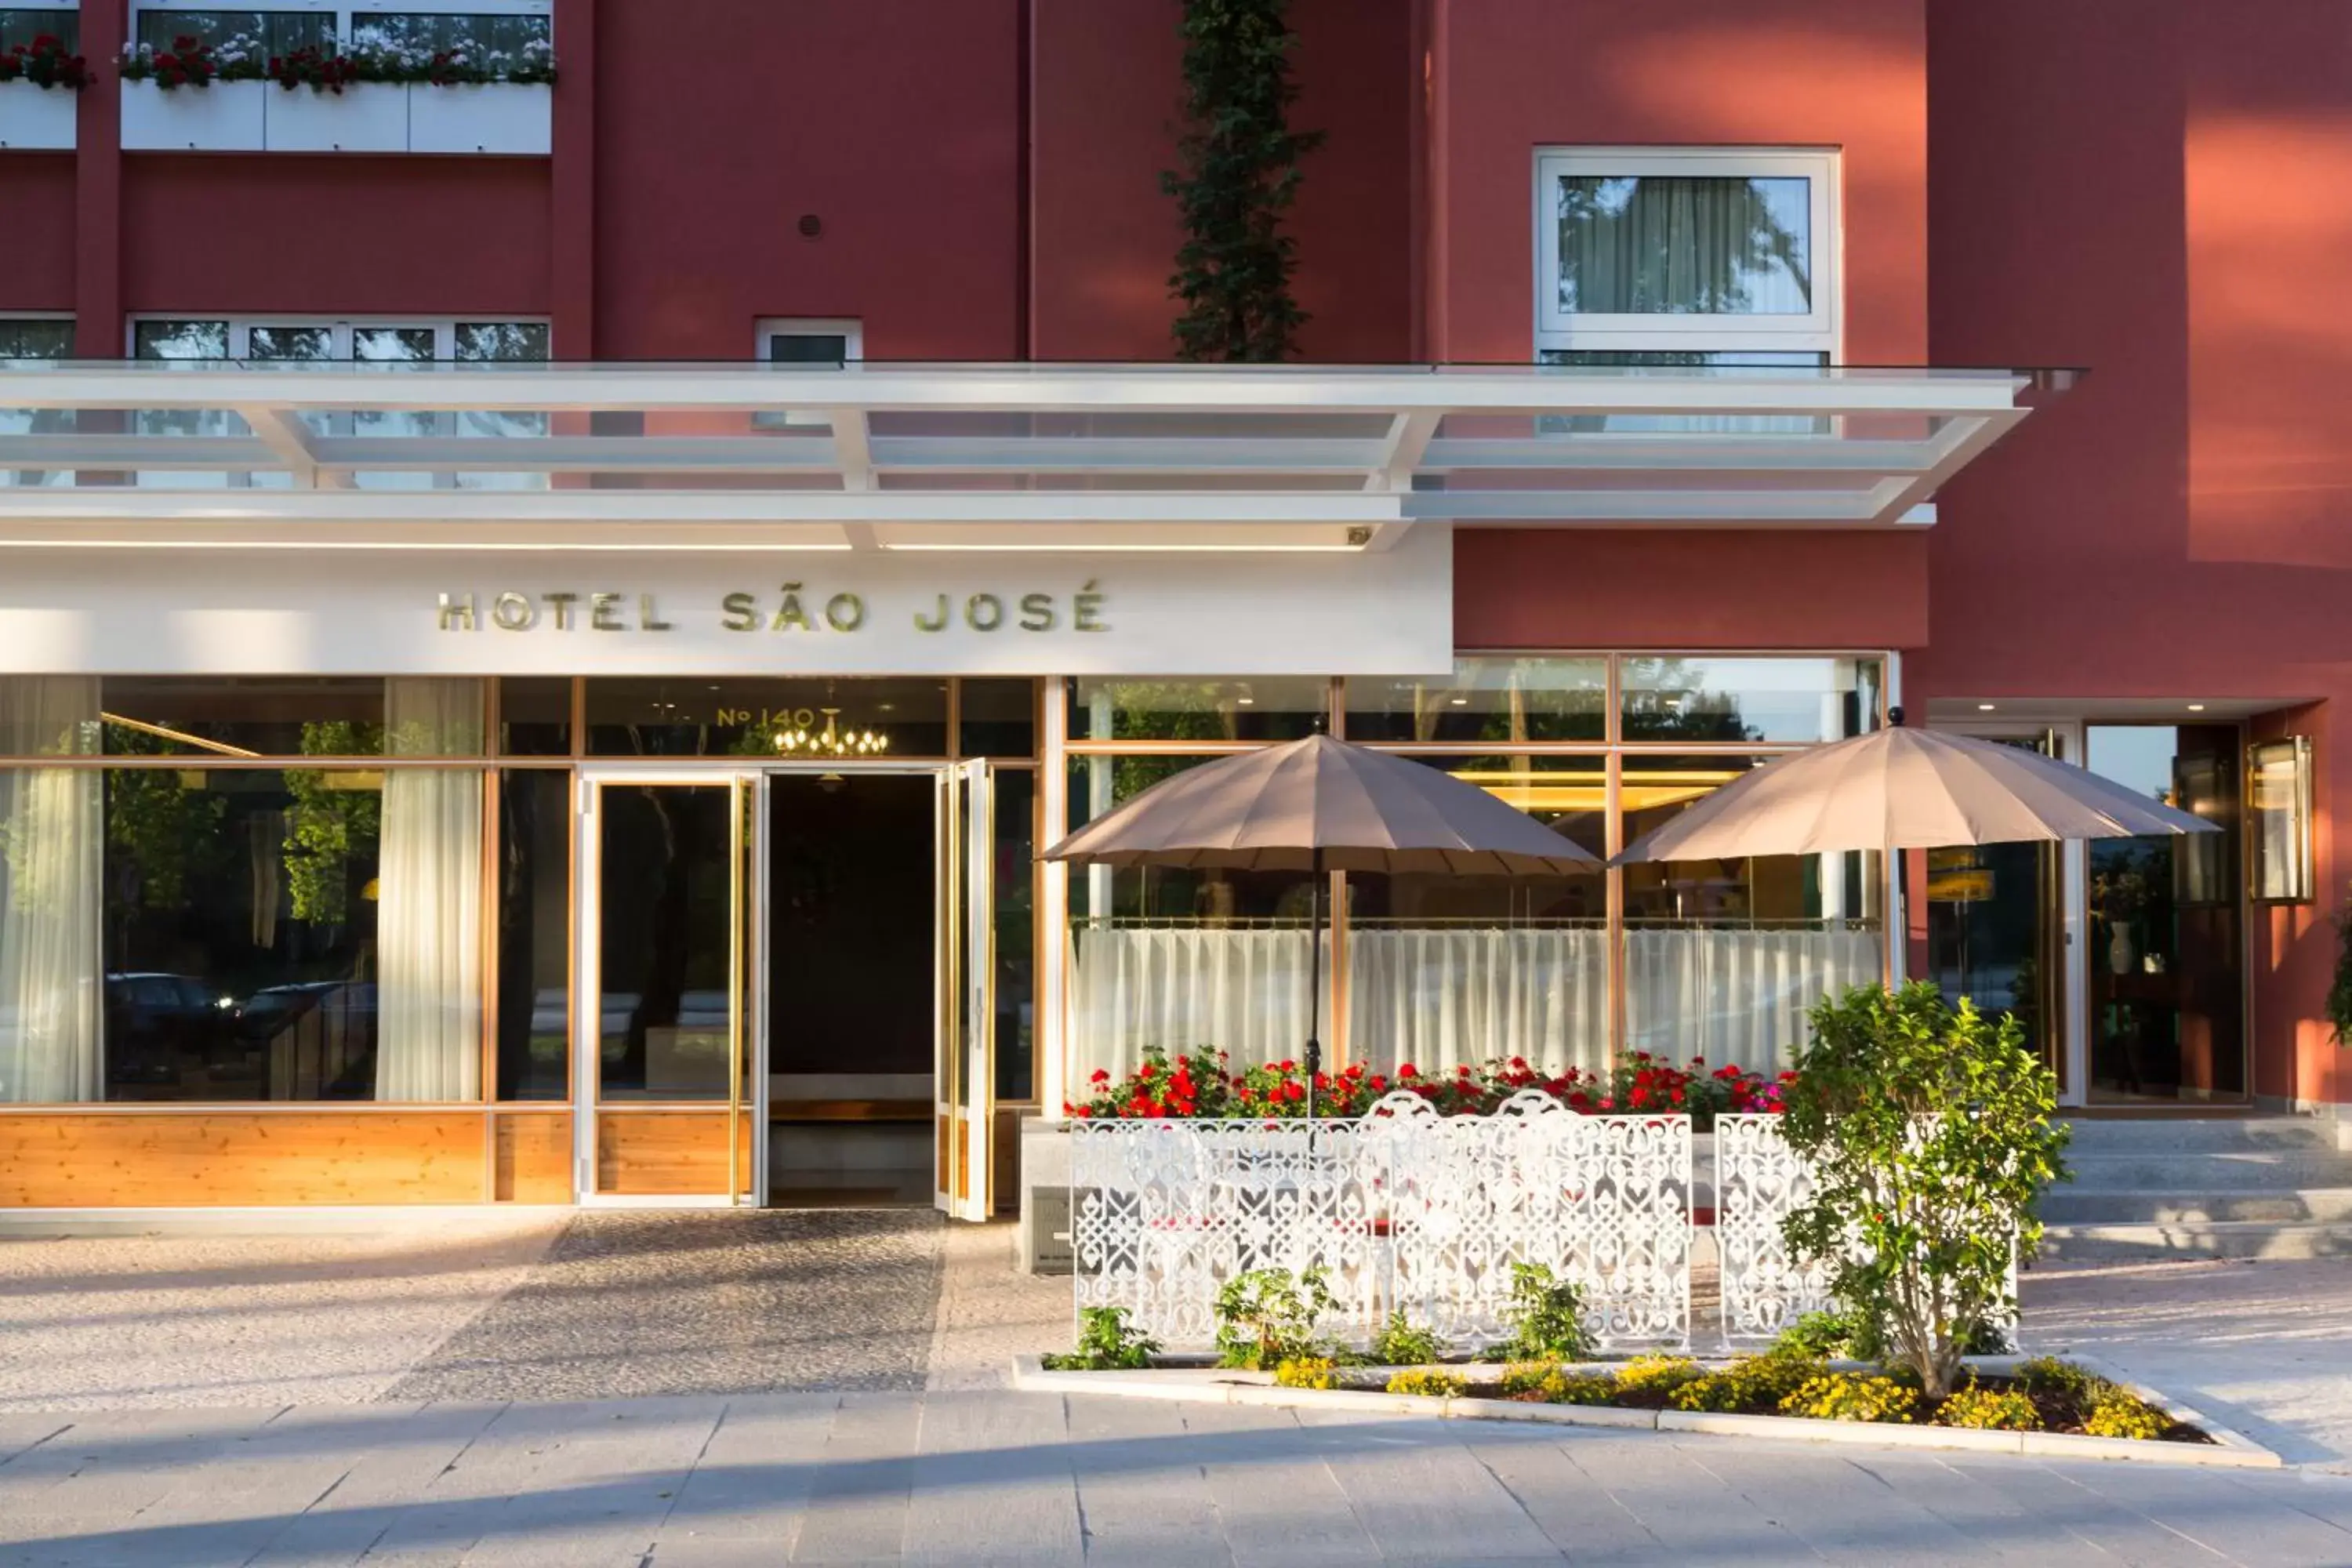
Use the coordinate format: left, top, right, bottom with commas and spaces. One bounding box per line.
5, 1394, 2352, 1566
0, 1217, 563, 1412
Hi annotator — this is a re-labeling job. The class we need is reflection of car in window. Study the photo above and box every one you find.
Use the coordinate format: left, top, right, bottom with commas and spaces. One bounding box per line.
103, 971, 227, 1085
234, 982, 377, 1100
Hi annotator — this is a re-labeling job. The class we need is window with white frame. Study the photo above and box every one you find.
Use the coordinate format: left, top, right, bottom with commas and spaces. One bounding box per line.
0, 8, 76, 51
753, 320, 862, 430
1533, 148, 1838, 361
757, 318, 862, 367
0, 316, 74, 490
130, 1, 550, 60
129, 314, 548, 489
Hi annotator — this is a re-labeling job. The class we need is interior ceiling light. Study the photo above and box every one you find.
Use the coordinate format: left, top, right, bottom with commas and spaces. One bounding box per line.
2187, 703, 2206, 712
1977, 703, 1997, 711
771, 707, 888, 758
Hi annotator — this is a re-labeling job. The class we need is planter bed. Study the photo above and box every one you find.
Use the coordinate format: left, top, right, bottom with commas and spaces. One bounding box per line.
1012, 1352, 2282, 1469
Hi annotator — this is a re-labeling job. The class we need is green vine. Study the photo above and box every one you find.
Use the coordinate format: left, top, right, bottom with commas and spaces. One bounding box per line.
100, 726, 227, 911
2328, 884, 2352, 1046
1160, 0, 1323, 361
283, 720, 382, 924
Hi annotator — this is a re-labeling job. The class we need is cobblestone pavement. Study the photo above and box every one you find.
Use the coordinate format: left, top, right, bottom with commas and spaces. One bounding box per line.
12, 1392, 2352, 1566
2024, 1258, 2352, 1470
386, 1212, 949, 1403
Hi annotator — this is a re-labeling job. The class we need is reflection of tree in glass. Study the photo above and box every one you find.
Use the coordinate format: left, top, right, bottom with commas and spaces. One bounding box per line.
1617, 657, 1758, 742
284, 720, 383, 925
1555, 176, 1810, 314
101, 726, 228, 913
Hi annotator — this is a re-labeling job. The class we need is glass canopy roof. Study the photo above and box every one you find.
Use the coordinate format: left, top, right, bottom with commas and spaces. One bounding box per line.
0, 361, 2063, 551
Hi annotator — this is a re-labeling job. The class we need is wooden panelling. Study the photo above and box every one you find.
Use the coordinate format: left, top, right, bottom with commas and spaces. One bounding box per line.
493, 1111, 574, 1203
0, 1112, 488, 1207
594, 1110, 751, 1196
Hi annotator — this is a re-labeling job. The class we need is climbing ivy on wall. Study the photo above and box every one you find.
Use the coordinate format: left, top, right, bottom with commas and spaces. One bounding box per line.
1161, 0, 1323, 361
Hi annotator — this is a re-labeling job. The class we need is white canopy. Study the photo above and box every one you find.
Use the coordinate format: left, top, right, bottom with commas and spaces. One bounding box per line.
0, 360, 2059, 552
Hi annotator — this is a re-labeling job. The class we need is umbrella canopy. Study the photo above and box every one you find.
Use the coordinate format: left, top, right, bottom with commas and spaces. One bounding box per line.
1614, 725, 2220, 864
1044, 734, 1600, 875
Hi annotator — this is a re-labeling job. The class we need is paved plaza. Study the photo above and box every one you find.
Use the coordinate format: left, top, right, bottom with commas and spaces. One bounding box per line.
8, 1220, 2352, 1563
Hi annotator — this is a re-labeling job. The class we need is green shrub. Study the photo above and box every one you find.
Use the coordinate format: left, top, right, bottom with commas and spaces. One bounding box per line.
1935, 1381, 2042, 1432
1497, 1359, 1567, 1397
1273, 1356, 1337, 1390
1779, 982, 2071, 1398
1668, 1350, 1824, 1414
2014, 1356, 2107, 1401
1773, 1309, 1866, 1359
1370, 1311, 1446, 1367
1780, 1372, 1921, 1425
1385, 1368, 1468, 1399
2082, 1392, 2172, 1440
1040, 1307, 1161, 1371
1214, 1267, 1339, 1370
1614, 1356, 1707, 1399
1498, 1263, 1595, 1362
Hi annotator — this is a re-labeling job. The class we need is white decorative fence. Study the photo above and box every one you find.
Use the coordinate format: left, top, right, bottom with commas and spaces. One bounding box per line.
1714, 1112, 1838, 1342
1069, 1091, 1692, 1352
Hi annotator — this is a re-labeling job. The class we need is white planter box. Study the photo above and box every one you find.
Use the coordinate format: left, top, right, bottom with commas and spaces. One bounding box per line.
120, 78, 265, 152
0, 80, 79, 151
407, 82, 550, 155
263, 82, 407, 153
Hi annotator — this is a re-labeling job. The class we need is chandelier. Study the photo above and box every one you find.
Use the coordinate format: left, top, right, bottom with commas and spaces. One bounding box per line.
771, 707, 889, 757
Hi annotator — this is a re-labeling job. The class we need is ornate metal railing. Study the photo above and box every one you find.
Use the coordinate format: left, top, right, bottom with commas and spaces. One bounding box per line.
1070, 1090, 1692, 1352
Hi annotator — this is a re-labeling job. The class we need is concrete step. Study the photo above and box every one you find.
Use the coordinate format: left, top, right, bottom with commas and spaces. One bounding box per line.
2041, 1188, 2352, 1224
2058, 1149, 2352, 1191
2061, 1115, 2347, 1154
2039, 1219, 2352, 1264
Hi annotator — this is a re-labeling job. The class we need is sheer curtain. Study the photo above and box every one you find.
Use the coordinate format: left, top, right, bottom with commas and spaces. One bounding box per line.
1347, 927, 1607, 1076
1067, 925, 1315, 1082
375, 679, 484, 1102
0, 677, 100, 1103
1555, 174, 1812, 316
1624, 927, 1881, 1069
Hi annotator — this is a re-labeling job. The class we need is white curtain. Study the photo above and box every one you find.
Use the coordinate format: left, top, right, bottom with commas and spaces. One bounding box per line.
1346, 927, 1607, 1076
375, 679, 484, 1102
1624, 927, 1881, 1070
1068, 926, 1316, 1082
1555, 174, 1811, 316
0, 677, 100, 1103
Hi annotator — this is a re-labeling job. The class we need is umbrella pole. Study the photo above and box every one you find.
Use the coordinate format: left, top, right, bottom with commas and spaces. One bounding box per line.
1305, 845, 1323, 1123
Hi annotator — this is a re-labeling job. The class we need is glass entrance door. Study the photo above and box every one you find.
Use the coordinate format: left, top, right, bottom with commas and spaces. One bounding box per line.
575, 772, 753, 1204
935, 760, 994, 1219
1925, 728, 2076, 1099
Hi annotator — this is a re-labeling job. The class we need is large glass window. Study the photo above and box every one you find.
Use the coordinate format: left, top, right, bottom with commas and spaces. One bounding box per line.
2085, 724, 2245, 1103
1621, 753, 1881, 1069
1065, 677, 1329, 744
1620, 656, 1880, 744
1343, 756, 1608, 1076
132, 5, 550, 59
1534, 150, 1838, 358
1345, 658, 1606, 744
494, 768, 568, 1101
992, 768, 1037, 1102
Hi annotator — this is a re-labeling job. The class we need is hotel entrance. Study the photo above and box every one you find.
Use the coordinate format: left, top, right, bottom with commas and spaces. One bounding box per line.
571, 761, 994, 1214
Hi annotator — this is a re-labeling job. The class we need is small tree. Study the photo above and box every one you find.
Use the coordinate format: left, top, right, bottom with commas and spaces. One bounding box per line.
1778, 982, 2070, 1399
1160, 0, 1323, 361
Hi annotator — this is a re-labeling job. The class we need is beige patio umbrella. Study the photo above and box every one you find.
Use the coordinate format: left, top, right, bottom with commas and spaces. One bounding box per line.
1044, 734, 1600, 1116
1613, 720, 2218, 863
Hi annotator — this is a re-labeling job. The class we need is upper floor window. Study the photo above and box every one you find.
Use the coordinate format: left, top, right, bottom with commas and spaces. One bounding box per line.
0, 316, 71, 360
757, 318, 862, 367
0, 316, 72, 490
0, 7, 76, 52
131, 2, 550, 64
1533, 149, 1838, 360
129, 314, 547, 489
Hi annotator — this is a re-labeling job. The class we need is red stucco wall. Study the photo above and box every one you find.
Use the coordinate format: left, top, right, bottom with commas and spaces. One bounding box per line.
593, 0, 1022, 361
1921, 0, 2352, 1105
0, 158, 74, 311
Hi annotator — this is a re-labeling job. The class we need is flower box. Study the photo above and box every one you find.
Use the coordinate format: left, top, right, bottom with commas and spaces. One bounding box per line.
263, 82, 408, 153
120, 78, 265, 151
0, 79, 77, 150
407, 82, 550, 155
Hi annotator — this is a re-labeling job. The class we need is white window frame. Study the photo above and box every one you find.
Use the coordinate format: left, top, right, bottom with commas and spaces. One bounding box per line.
0, 310, 75, 358
125, 314, 550, 361
756, 318, 865, 364
1533, 147, 1841, 358
130, 0, 553, 45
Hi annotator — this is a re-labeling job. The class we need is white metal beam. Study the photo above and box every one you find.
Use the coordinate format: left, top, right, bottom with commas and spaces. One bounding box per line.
234, 405, 348, 490
826, 408, 879, 550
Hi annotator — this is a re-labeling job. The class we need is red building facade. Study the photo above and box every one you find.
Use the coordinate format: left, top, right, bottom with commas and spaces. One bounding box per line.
0, 0, 2343, 1210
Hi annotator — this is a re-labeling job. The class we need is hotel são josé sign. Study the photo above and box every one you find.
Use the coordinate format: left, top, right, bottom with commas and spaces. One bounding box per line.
0, 528, 1454, 677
